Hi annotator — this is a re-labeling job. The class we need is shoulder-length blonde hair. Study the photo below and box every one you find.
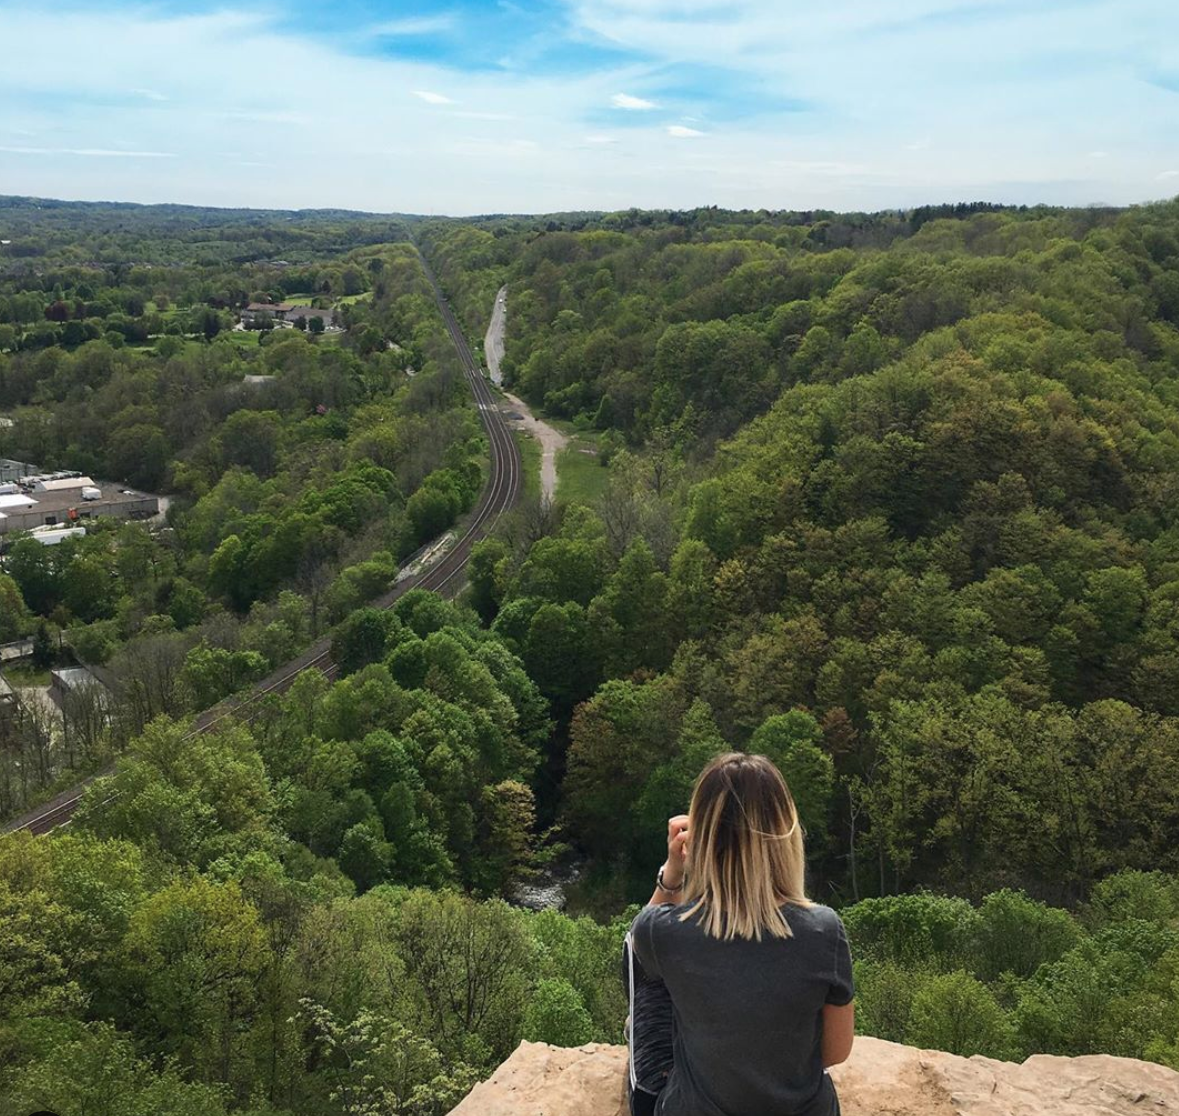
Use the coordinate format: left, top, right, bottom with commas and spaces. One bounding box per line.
679, 752, 811, 941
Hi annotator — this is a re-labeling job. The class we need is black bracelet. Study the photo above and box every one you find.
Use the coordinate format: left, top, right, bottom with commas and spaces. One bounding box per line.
657, 865, 684, 893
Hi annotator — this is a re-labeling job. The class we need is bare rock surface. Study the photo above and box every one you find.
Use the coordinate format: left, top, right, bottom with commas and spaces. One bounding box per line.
447, 1036, 1179, 1116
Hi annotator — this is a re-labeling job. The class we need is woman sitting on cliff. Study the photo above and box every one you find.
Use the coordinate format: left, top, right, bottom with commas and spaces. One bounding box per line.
624, 752, 855, 1116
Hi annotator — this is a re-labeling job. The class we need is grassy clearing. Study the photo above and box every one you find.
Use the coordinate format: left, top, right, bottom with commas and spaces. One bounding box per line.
502, 400, 609, 507
513, 430, 541, 503
556, 432, 608, 506
338, 292, 373, 305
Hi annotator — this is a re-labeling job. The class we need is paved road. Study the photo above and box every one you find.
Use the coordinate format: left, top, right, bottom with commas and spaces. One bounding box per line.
2, 251, 521, 838
484, 285, 507, 386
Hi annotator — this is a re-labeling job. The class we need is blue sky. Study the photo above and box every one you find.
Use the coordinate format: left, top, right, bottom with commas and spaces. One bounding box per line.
1, 0, 1177, 214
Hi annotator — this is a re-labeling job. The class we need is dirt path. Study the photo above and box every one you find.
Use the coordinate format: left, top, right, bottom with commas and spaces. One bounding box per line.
503, 391, 567, 506
485, 286, 567, 505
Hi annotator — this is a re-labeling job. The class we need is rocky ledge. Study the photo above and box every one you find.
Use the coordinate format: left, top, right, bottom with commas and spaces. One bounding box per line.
447, 1035, 1179, 1115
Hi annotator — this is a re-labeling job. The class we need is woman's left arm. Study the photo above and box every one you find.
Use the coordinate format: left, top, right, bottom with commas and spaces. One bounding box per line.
821, 1002, 855, 1068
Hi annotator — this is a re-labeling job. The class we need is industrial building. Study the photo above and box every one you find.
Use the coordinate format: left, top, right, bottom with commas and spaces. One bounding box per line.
50, 666, 108, 711
0, 472, 158, 537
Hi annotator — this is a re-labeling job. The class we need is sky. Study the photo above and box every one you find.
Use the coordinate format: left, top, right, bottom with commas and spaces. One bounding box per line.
0, 0, 1177, 215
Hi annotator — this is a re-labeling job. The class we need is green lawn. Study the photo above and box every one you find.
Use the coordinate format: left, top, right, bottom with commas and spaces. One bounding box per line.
338, 291, 373, 305
219, 330, 266, 352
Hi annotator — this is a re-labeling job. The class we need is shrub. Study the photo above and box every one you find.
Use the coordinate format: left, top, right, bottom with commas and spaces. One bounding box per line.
907, 970, 1017, 1059
522, 978, 595, 1047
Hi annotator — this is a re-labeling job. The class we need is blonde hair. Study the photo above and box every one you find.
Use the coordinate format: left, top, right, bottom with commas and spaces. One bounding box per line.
679, 752, 812, 941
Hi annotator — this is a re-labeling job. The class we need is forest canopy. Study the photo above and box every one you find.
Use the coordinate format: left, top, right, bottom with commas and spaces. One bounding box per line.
3, 196, 1179, 1113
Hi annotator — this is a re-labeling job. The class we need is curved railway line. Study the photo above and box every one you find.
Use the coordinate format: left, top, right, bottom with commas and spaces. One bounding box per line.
3, 252, 521, 838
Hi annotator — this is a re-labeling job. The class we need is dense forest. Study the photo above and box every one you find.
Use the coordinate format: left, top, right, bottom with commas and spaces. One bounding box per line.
424, 200, 1179, 902
0, 204, 484, 813
3, 196, 1179, 1114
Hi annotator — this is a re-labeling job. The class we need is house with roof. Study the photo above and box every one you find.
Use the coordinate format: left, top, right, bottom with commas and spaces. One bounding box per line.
243, 301, 295, 323
286, 305, 338, 330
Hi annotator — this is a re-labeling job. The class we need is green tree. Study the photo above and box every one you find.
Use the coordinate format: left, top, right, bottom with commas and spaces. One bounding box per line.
2, 1021, 232, 1116
167, 578, 207, 630
749, 711, 834, 847
7, 539, 62, 616
338, 816, 393, 893
332, 608, 402, 676
76, 718, 276, 868
971, 889, 1081, 981
522, 601, 593, 714
394, 890, 533, 1061
0, 572, 31, 641
906, 970, 1017, 1059
62, 555, 116, 623
473, 780, 536, 897
121, 876, 270, 1084
522, 978, 595, 1047
182, 645, 268, 708
467, 538, 509, 624
207, 534, 251, 612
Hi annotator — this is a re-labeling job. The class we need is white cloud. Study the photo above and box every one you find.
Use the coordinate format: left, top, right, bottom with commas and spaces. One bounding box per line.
0, 0, 1173, 214
668, 124, 704, 137
612, 92, 657, 110
131, 87, 167, 102
1158, 170, 1179, 180
371, 15, 454, 36
1088, 150, 1109, 158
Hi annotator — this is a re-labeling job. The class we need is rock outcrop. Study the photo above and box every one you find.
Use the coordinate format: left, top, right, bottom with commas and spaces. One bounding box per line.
447, 1036, 1179, 1115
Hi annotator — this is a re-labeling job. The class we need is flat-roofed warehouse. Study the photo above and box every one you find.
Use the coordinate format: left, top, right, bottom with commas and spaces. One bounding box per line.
0, 475, 158, 535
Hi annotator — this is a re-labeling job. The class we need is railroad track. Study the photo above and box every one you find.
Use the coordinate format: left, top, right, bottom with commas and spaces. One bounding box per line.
3, 252, 521, 838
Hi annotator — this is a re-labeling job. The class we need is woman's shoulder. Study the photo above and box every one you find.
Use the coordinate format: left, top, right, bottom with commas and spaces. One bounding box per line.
787, 901, 848, 937
631, 902, 699, 951
632, 902, 682, 934
632, 901, 846, 941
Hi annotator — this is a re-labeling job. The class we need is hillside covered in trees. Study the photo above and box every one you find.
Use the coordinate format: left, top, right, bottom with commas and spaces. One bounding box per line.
428, 200, 1179, 902
3, 197, 1179, 1113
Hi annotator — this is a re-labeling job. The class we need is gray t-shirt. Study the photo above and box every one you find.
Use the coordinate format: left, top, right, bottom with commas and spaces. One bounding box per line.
630, 901, 854, 1116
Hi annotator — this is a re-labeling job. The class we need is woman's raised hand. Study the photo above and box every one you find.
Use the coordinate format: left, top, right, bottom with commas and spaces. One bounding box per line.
664, 815, 690, 887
